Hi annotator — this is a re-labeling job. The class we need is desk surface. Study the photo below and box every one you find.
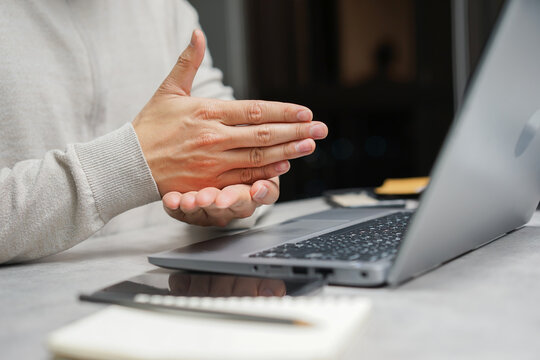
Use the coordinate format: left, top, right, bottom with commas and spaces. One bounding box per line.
2, 197, 540, 360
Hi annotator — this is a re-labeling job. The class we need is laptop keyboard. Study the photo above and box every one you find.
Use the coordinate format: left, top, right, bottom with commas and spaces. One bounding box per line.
249, 212, 412, 262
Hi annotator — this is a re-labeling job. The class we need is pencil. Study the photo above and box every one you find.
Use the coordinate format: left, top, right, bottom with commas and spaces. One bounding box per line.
79, 293, 313, 327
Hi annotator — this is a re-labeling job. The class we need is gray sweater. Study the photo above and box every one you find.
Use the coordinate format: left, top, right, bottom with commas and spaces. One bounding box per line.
0, 0, 236, 263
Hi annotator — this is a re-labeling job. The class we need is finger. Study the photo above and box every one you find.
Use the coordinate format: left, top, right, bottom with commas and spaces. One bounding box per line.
258, 279, 287, 297
208, 275, 236, 297
162, 191, 182, 210
251, 179, 280, 205
164, 191, 238, 227
214, 186, 257, 219
218, 100, 313, 125
232, 277, 261, 296
159, 29, 206, 96
187, 274, 211, 296
195, 188, 221, 207
224, 121, 327, 148
214, 184, 251, 209
226, 138, 316, 169
193, 188, 233, 226
168, 273, 191, 295
163, 205, 188, 224
179, 192, 200, 213
217, 161, 290, 187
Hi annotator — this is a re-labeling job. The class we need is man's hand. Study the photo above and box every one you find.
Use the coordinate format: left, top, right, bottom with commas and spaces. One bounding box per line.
132, 29, 327, 196
162, 177, 279, 227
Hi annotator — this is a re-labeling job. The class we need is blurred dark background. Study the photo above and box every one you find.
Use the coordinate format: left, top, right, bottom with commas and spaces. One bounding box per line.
188, 0, 504, 202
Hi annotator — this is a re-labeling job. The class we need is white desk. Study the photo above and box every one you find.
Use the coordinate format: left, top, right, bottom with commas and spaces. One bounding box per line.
2, 197, 540, 359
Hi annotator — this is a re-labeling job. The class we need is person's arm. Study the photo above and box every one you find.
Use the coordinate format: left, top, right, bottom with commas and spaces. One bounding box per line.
0, 123, 160, 264
0, 30, 325, 264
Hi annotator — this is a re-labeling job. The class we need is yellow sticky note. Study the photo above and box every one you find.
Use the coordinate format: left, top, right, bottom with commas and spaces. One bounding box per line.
374, 177, 429, 195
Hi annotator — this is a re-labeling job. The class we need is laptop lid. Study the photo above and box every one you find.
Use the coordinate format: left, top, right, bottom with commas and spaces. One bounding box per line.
388, 0, 540, 284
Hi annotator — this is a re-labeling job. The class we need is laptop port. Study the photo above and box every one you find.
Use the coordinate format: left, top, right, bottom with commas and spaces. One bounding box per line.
292, 266, 308, 275
360, 271, 369, 278
314, 268, 334, 277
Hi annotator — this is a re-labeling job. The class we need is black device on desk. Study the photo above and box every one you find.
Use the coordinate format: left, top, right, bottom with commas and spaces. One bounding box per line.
81, 268, 323, 301
80, 269, 325, 325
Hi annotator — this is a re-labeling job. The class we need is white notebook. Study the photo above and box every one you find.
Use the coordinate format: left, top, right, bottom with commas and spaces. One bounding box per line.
48, 295, 371, 360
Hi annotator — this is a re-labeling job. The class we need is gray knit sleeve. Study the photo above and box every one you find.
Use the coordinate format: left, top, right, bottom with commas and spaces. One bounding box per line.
0, 123, 159, 264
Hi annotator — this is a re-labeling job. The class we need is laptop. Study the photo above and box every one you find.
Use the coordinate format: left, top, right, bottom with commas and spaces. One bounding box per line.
150, 0, 540, 286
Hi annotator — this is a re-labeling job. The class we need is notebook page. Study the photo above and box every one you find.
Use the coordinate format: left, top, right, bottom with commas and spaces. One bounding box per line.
48, 296, 371, 360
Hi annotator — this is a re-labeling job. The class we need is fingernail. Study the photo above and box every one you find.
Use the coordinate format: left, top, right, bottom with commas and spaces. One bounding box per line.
309, 123, 326, 139
262, 288, 274, 296
295, 139, 313, 153
296, 109, 312, 122
275, 161, 290, 173
189, 30, 198, 47
253, 186, 268, 201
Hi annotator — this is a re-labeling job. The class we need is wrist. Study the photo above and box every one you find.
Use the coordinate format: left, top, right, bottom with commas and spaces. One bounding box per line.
74, 123, 160, 221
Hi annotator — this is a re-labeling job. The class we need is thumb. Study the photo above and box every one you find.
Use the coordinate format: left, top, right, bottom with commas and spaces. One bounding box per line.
160, 29, 206, 96
250, 179, 280, 205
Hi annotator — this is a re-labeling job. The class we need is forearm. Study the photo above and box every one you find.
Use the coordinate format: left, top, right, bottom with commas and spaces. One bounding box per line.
0, 124, 159, 264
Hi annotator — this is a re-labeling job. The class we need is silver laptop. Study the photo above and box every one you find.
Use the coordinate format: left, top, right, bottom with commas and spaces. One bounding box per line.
150, 0, 540, 286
